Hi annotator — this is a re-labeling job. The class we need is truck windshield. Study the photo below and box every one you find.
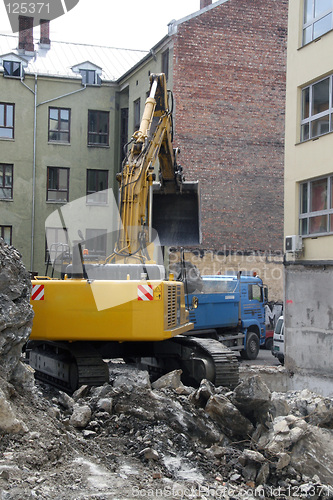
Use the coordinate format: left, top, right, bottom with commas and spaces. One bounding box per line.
275, 318, 284, 335
199, 280, 238, 294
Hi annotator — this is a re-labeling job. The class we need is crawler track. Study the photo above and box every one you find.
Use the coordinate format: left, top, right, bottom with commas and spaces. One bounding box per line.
27, 341, 109, 392
172, 336, 240, 389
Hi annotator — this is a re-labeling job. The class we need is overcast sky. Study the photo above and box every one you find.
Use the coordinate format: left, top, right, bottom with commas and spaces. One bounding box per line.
0, 0, 200, 50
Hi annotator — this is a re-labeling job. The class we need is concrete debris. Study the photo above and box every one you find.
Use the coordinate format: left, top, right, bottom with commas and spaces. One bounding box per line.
0, 241, 33, 387
0, 387, 27, 434
69, 403, 92, 428
205, 393, 254, 439
151, 369, 184, 391
188, 377, 216, 407
112, 365, 151, 391
57, 391, 74, 411
232, 374, 272, 423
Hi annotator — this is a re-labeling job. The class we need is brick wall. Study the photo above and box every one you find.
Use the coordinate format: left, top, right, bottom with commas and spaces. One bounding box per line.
172, 0, 288, 254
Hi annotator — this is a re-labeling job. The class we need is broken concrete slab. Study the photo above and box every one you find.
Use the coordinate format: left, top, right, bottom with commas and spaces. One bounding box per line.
205, 394, 254, 439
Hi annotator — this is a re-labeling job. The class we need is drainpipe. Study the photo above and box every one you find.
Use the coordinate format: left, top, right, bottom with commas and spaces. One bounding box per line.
20, 74, 37, 272
37, 85, 87, 107
31, 74, 37, 272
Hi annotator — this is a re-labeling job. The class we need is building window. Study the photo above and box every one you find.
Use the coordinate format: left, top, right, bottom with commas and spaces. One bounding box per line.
303, 0, 333, 44
0, 163, 13, 199
47, 167, 69, 202
85, 228, 107, 257
48, 107, 70, 142
80, 69, 101, 85
0, 225, 12, 245
134, 98, 141, 131
3, 60, 22, 77
162, 49, 169, 81
88, 110, 109, 146
0, 103, 14, 139
120, 107, 129, 163
86, 169, 108, 203
299, 175, 333, 236
301, 74, 333, 141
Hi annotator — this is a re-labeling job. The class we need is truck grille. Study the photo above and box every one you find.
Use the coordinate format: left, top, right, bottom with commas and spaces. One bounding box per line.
188, 310, 197, 324
166, 285, 177, 329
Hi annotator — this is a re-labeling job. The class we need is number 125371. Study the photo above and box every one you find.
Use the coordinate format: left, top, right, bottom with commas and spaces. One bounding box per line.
6, 3, 50, 14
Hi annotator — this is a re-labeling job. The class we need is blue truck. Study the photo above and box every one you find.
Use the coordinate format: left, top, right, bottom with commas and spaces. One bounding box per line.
186, 273, 268, 360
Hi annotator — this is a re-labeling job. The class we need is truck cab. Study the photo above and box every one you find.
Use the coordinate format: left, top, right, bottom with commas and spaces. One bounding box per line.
187, 274, 267, 360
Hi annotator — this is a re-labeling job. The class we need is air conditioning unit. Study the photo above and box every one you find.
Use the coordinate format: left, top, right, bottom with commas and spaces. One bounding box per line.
285, 235, 303, 253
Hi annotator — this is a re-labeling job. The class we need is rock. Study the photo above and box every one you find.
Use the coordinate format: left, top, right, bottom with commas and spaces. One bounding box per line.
231, 375, 271, 424
229, 472, 241, 482
140, 447, 159, 461
82, 430, 97, 438
72, 385, 91, 401
96, 398, 112, 414
58, 391, 74, 411
290, 426, 333, 485
70, 404, 91, 428
242, 463, 258, 482
273, 418, 290, 434
9, 361, 35, 391
189, 378, 215, 407
90, 384, 114, 400
0, 388, 28, 433
205, 444, 227, 459
258, 415, 307, 455
113, 370, 151, 391
240, 449, 266, 464
0, 241, 34, 386
276, 452, 291, 470
270, 392, 291, 418
256, 462, 270, 485
289, 426, 306, 443
151, 369, 184, 391
205, 394, 254, 439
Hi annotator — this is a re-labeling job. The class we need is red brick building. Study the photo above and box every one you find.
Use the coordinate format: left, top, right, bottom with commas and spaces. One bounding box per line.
170, 0, 288, 253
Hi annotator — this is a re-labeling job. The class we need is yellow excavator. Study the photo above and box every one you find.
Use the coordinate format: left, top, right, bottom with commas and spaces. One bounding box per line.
27, 74, 239, 392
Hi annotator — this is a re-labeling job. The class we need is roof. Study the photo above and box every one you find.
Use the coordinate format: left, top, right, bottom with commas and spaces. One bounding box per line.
0, 33, 148, 81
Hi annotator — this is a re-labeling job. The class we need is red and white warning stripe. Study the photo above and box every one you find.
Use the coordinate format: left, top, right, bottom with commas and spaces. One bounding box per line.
137, 283, 153, 301
31, 284, 45, 301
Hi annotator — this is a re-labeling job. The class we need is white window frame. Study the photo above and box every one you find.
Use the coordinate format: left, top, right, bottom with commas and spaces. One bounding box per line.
299, 175, 333, 236
303, 0, 333, 45
301, 74, 333, 141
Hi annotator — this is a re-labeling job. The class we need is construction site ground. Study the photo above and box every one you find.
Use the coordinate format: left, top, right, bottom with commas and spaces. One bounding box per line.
1, 358, 333, 500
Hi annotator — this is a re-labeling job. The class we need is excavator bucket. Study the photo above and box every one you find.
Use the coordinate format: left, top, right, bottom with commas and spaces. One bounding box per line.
152, 181, 201, 246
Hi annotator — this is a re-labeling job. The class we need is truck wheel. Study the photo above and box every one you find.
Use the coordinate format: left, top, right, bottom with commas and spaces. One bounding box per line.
240, 331, 260, 360
265, 337, 273, 351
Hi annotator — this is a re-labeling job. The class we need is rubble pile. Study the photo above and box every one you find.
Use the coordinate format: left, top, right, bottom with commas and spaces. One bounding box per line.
1, 242, 333, 499
0, 241, 34, 434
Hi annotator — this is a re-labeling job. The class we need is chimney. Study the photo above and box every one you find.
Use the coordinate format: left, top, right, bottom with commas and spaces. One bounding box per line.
40, 19, 51, 45
200, 0, 212, 8
18, 16, 34, 52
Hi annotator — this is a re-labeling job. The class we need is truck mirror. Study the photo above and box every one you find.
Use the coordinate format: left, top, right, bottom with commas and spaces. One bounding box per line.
264, 286, 268, 303
191, 296, 199, 309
